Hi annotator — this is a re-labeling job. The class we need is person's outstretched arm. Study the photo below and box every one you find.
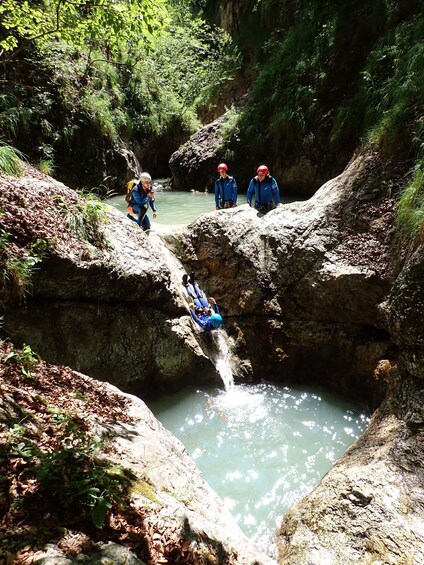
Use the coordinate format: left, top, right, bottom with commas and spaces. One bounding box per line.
209, 297, 220, 314
149, 197, 157, 217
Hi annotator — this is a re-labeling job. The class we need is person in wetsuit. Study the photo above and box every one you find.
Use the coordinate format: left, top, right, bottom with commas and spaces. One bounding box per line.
214, 163, 238, 210
182, 272, 222, 331
127, 172, 157, 230
246, 165, 281, 212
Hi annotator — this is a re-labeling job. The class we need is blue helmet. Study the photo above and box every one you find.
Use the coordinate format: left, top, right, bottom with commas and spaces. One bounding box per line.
209, 313, 223, 328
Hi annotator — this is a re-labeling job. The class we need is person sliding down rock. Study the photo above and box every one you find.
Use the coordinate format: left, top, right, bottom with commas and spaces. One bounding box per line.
182, 272, 222, 331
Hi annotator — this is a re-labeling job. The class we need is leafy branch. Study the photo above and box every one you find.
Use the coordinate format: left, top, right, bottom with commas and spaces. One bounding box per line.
0, 0, 168, 64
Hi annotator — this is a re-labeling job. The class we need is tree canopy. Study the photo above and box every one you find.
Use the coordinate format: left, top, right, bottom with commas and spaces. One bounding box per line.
0, 0, 167, 61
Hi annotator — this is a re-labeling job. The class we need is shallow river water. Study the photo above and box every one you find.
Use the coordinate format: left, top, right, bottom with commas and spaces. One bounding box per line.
107, 189, 215, 226
107, 187, 303, 227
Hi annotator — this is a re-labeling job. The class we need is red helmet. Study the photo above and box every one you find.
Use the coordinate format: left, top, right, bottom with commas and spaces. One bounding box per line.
217, 163, 228, 172
257, 165, 269, 175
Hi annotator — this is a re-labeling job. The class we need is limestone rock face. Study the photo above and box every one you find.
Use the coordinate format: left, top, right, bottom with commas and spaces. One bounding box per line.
174, 152, 396, 403
0, 169, 218, 396
169, 116, 226, 191
385, 243, 424, 378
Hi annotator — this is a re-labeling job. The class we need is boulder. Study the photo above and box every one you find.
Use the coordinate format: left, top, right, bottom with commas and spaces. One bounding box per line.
171, 152, 397, 404
0, 166, 219, 396
169, 116, 227, 192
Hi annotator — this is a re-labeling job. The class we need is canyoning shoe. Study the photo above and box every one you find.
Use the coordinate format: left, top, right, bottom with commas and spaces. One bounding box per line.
189, 271, 195, 285
182, 274, 188, 287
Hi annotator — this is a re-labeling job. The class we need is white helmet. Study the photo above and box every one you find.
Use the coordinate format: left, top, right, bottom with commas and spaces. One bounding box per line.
140, 172, 152, 182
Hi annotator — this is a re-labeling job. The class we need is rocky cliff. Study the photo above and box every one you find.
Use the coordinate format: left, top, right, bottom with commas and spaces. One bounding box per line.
0, 340, 275, 565
2, 147, 424, 563
0, 165, 222, 398
165, 150, 424, 563
168, 151, 397, 406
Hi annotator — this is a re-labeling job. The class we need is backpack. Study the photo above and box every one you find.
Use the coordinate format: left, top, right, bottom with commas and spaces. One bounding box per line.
125, 179, 137, 203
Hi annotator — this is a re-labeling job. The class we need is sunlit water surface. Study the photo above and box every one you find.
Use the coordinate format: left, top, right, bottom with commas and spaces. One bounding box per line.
148, 383, 369, 553
107, 190, 215, 226
107, 189, 303, 227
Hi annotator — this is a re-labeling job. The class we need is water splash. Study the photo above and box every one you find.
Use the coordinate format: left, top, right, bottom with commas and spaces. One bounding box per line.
213, 331, 235, 390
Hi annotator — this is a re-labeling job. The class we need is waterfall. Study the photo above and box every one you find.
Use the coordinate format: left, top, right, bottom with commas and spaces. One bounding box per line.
212, 331, 235, 390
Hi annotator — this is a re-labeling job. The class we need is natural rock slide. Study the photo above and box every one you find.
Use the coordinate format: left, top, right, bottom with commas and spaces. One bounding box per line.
1, 150, 424, 563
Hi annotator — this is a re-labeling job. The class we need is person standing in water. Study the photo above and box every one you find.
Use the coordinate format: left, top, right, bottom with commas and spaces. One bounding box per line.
127, 172, 157, 231
247, 165, 281, 212
214, 163, 238, 210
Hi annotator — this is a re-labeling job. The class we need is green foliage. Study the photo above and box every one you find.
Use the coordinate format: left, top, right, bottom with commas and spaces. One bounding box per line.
0, 141, 23, 176
3, 252, 40, 297
131, 478, 157, 502
219, 106, 241, 141
397, 164, 424, 241
35, 414, 126, 528
80, 82, 128, 141
64, 191, 108, 247
2, 343, 40, 378
124, 3, 240, 138
334, 13, 424, 154
0, 228, 10, 249
0, 410, 132, 529
2, 424, 37, 461
0, 236, 49, 299
222, 0, 423, 186
151, 8, 240, 117
0, 1, 238, 181
0, 94, 32, 138
80, 192, 108, 225
0, 0, 168, 59
38, 159, 54, 175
